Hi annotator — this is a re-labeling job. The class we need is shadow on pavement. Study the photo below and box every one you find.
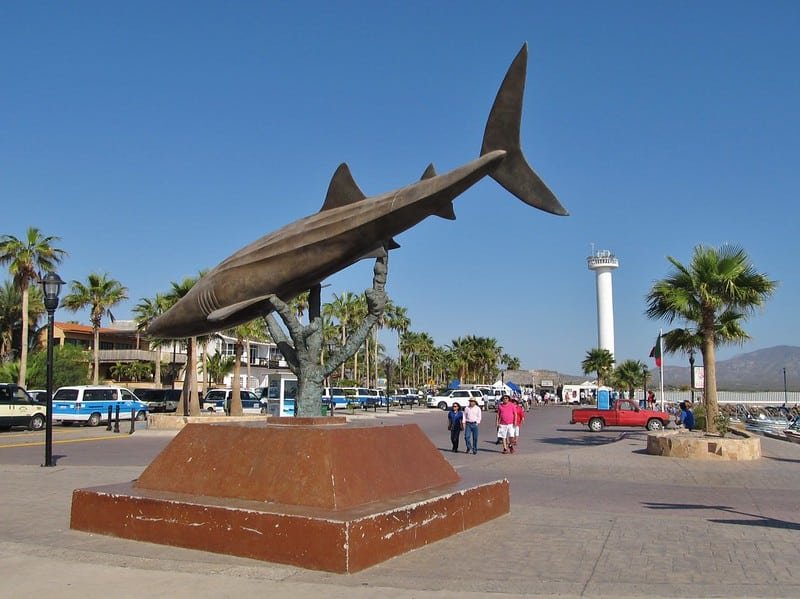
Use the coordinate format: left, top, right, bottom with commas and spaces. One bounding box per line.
644, 501, 800, 530
764, 456, 800, 464
539, 436, 619, 447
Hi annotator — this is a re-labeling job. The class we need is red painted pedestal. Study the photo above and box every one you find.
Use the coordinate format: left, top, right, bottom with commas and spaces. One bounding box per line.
70, 420, 509, 573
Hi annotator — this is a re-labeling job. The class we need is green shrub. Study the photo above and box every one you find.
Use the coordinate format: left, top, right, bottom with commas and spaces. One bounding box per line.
693, 404, 706, 432
26, 345, 90, 389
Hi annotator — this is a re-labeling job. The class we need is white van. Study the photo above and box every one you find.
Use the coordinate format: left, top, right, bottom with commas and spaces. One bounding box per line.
52, 386, 148, 426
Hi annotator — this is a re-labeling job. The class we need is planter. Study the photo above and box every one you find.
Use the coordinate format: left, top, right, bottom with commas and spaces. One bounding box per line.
647, 428, 761, 460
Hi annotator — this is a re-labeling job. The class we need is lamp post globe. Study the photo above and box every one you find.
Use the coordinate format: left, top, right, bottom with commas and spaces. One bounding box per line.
40, 271, 64, 468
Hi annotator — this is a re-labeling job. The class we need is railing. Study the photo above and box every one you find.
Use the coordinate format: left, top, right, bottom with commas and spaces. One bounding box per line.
658, 390, 800, 406
98, 349, 187, 364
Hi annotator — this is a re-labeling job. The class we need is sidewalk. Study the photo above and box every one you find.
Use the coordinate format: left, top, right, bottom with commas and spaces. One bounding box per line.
2, 414, 800, 598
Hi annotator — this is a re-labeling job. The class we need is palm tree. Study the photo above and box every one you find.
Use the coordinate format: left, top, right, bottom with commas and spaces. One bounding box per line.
0, 280, 45, 363
133, 294, 170, 386
61, 272, 128, 384
0, 227, 66, 386
645, 244, 776, 431
502, 353, 521, 371
225, 319, 265, 416
324, 291, 360, 380
204, 353, 235, 386
613, 359, 648, 399
385, 304, 410, 384
581, 348, 614, 387
163, 276, 202, 416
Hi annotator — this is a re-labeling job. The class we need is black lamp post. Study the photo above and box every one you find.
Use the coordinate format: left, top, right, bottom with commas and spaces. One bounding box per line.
688, 349, 696, 405
40, 271, 64, 468
784, 367, 788, 406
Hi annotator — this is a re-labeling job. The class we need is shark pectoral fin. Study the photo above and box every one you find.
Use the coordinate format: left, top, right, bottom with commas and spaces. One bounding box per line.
320, 163, 367, 211
434, 203, 457, 220
421, 163, 437, 180
207, 294, 274, 322
358, 239, 401, 261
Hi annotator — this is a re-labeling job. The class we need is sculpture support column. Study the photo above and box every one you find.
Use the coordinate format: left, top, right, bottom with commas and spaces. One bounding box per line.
265, 255, 388, 417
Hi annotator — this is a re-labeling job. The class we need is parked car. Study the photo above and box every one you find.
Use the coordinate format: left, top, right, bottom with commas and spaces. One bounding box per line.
52, 385, 148, 427
394, 387, 421, 406
427, 388, 485, 410
26, 389, 49, 404
204, 389, 262, 414
0, 383, 46, 431
477, 387, 501, 409
133, 388, 182, 413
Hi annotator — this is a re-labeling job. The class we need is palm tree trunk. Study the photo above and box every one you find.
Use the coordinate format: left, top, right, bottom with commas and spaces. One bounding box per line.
154, 350, 161, 386
364, 334, 370, 387
245, 340, 252, 387
201, 345, 208, 396
18, 285, 29, 387
230, 339, 243, 416
702, 331, 718, 433
340, 327, 346, 380
92, 325, 100, 384
374, 327, 379, 389
188, 337, 200, 415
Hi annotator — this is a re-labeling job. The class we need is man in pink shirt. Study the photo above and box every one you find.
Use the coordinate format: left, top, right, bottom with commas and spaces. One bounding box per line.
496, 395, 516, 454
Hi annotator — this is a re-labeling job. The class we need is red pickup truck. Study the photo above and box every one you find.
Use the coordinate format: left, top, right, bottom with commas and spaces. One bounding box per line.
570, 398, 671, 432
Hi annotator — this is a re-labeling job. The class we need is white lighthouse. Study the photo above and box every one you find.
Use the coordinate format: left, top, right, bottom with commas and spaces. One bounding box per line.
587, 249, 619, 359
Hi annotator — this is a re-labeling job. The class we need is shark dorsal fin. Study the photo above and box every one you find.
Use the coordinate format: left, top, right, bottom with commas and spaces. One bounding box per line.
320, 163, 366, 212
421, 163, 437, 180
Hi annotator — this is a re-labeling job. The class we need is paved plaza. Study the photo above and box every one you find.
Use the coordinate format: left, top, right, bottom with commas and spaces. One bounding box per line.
1, 406, 799, 598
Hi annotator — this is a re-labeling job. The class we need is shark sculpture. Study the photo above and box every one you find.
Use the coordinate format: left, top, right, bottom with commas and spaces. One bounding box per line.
147, 43, 568, 339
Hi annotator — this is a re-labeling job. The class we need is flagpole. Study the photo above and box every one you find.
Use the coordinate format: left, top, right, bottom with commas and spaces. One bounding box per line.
658, 328, 665, 411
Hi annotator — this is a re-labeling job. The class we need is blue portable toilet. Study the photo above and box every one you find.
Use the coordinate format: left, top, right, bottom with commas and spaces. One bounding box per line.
597, 387, 611, 410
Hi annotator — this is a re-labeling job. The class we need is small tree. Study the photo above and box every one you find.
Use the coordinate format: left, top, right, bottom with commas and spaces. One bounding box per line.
646, 244, 776, 432
26, 345, 90, 389
581, 348, 614, 387
614, 360, 648, 400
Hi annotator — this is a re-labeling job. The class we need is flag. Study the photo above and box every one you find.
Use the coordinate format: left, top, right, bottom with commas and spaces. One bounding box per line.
649, 334, 663, 367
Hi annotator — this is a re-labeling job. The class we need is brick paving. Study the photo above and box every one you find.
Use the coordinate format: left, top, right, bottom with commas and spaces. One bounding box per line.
1, 407, 799, 598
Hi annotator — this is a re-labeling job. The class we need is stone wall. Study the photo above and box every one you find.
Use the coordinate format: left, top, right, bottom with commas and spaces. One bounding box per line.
647, 428, 761, 460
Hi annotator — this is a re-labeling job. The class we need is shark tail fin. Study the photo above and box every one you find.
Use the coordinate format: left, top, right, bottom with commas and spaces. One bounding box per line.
481, 43, 568, 216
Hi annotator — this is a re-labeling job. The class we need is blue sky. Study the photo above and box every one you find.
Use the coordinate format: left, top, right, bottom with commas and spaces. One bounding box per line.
3, 1, 798, 377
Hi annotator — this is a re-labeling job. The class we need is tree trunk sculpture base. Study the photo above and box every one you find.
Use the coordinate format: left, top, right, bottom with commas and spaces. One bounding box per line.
70, 421, 509, 573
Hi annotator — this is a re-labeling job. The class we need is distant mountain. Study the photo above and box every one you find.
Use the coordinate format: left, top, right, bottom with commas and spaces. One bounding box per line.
653, 345, 800, 391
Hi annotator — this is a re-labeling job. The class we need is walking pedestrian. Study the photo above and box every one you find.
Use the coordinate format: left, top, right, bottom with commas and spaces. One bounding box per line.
496, 394, 516, 454
447, 402, 464, 452
463, 397, 482, 454
510, 397, 525, 449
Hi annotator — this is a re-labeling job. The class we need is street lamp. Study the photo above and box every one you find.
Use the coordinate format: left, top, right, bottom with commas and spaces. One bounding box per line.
784, 367, 788, 407
40, 271, 64, 468
688, 349, 696, 405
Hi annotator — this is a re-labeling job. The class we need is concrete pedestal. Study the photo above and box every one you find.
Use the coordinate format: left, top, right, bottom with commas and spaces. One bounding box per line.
70, 420, 509, 572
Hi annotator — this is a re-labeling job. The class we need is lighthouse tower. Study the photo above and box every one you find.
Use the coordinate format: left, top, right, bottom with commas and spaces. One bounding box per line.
587, 249, 619, 359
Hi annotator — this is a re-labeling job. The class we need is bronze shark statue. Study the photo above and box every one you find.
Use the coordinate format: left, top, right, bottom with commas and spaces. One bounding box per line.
147, 43, 568, 339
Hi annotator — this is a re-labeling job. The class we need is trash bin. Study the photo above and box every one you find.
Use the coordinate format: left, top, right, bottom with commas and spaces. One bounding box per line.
321, 404, 329, 416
